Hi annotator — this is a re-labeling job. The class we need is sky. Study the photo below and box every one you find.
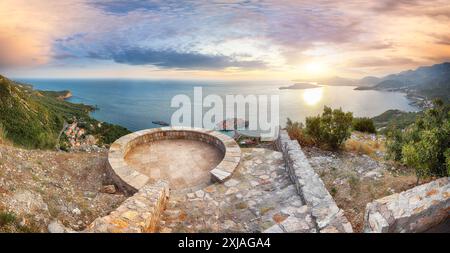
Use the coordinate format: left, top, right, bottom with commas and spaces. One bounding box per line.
1, 0, 450, 80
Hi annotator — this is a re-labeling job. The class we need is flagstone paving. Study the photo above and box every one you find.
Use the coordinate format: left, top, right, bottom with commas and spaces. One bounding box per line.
159, 148, 316, 233
125, 139, 223, 190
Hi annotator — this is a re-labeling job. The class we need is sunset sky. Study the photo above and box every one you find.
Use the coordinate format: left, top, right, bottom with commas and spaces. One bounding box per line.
1, 0, 450, 80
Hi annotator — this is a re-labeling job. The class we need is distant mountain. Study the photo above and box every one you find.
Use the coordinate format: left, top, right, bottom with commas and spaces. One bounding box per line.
279, 83, 320, 90
294, 76, 382, 87
293, 76, 357, 86
324, 76, 357, 86
358, 76, 381, 87
356, 62, 450, 102
0, 74, 129, 149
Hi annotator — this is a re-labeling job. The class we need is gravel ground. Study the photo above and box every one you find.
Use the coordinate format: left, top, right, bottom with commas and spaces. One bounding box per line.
0, 144, 126, 232
303, 146, 417, 232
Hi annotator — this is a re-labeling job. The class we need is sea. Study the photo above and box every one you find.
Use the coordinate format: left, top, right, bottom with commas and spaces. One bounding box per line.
16, 79, 420, 131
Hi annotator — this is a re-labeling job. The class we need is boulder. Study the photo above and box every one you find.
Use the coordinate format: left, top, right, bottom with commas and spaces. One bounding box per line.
48, 220, 66, 233
100, 185, 117, 194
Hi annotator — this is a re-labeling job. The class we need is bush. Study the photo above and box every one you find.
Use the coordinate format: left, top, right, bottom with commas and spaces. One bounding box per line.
0, 211, 16, 227
91, 122, 130, 145
0, 123, 7, 144
285, 118, 315, 146
305, 106, 353, 149
445, 149, 450, 175
386, 99, 450, 180
385, 128, 403, 161
352, 117, 376, 133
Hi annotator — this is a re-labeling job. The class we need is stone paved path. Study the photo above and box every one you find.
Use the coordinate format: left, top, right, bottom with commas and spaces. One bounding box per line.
159, 148, 316, 233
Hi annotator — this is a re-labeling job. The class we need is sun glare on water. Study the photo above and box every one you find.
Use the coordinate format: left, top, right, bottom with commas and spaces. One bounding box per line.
303, 88, 323, 105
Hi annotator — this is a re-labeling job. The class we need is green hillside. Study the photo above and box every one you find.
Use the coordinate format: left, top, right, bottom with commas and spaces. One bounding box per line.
371, 109, 420, 132
0, 75, 129, 149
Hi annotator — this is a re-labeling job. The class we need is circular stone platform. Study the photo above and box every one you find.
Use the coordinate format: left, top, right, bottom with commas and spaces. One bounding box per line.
107, 127, 241, 193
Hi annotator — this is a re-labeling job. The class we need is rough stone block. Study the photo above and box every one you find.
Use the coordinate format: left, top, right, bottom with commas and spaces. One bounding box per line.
275, 129, 353, 233
85, 180, 169, 233
364, 177, 449, 233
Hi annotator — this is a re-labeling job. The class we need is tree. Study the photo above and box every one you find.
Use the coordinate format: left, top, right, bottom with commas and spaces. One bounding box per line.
445, 149, 450, 175
352, 117, 376, 133
385, 128, 403, 161
305, 106, 353, 149
386, 99, 450, 181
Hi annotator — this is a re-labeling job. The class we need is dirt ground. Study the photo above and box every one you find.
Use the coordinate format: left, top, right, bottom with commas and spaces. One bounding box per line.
234, 132, 421, 232
0, 144, 125, 232
303, 134, 419, 232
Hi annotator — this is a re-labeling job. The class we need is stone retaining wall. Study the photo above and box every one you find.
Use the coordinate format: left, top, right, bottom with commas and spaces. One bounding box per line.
85, 180, 169, 233
364, 177, 449, 233
276, 130, 353, 233
107, 127, 241, 195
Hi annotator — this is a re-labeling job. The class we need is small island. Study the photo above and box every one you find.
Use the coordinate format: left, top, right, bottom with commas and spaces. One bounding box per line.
152, 120, 170, 126
279, 83, 320, 90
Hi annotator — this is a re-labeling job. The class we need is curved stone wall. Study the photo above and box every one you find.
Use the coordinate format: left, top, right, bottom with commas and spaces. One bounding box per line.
107, 127, 241, 195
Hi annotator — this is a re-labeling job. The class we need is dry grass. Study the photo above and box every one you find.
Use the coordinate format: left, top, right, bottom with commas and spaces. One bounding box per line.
305, 136, 419, 232
0, 210, 41, 233
344, 132, 385, 158
321, 171, 417, 232
285, 126, 315, 147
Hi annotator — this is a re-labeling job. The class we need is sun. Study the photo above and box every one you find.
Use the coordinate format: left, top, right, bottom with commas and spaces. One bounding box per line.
304, 62, 327, 75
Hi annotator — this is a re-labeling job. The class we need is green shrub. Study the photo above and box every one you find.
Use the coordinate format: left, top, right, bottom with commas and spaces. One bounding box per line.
92, 122, 130, 145
0, 211, 16, 226
352, 117, 376, 133
445, 149, 450, 175
0, 123, 7, 144
305, 106, 353, 149
330, 187, 337, 196
385, 128, 403, 161
386, 99, 450, 180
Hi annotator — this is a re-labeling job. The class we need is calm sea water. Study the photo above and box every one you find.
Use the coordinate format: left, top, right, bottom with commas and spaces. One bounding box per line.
17, 79, 419, 131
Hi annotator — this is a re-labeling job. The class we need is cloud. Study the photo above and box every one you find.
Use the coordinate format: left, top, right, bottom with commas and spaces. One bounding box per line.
0, 0, 96, 69
350, 57, 417, 68
91, 47, 266, 69
1, 0, 450, 78
371, 0, 422, 13
0, 30, 47, 68
430, 34, 450, 45
89, 0, 162, 14
231, 0, 366, 58
372, 0, 450, 19
361, 41, 395, 50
